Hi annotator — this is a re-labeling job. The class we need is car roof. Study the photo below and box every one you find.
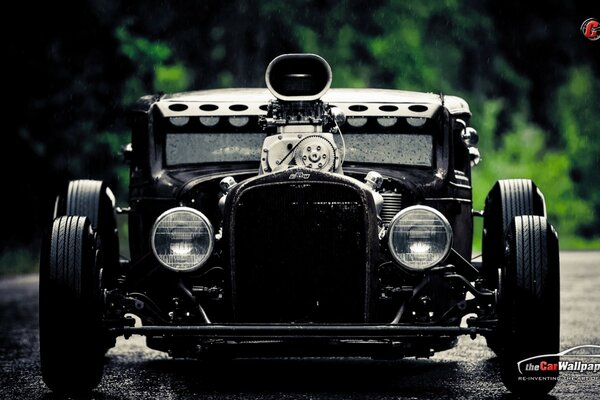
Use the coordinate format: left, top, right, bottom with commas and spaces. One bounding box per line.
157, 88, 471, 119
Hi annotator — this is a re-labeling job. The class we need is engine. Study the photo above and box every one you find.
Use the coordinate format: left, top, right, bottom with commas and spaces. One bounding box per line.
219, 54, 383, 219
259, 53, 346, 174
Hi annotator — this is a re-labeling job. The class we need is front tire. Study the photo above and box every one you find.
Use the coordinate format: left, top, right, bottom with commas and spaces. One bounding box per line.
498, 215, 560, 395
482, 180, 547, 355
39, 216, 105, 394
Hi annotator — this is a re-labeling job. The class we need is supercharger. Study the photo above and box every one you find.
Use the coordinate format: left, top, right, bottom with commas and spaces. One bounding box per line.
258, 53, 345, 175
219, 54, 383, 215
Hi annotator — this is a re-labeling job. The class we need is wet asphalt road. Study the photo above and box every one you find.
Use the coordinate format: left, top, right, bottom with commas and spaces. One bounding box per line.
1, 252, 599, 399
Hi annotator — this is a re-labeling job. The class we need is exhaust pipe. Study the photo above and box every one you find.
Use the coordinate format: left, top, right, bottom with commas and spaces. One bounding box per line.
265, 53, 332, 101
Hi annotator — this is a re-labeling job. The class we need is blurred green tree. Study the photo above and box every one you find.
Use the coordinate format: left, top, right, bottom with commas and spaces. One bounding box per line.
3, 0, 599, 274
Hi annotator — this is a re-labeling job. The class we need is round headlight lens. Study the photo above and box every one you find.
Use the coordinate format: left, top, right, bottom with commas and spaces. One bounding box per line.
151, 207, 214, 272
387, 205, 452, 270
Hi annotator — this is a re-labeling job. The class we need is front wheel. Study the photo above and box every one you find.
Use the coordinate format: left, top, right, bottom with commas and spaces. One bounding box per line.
482, 179, 547, 355
498, 215, 560, 395
39, 216, 105, 394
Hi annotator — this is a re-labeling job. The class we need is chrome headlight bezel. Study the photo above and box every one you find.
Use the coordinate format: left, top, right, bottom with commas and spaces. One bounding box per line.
150, 207, 215, 272
387, 205, 453, 270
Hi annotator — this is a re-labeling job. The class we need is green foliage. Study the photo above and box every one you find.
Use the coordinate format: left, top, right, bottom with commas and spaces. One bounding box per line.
472, 116, 594, 243
0, 246, 39, 276
116, 24, 192, 104
287, 0, 600, 248
154, 64, 191, 94
553, 67, 600, 237
470, 64, 600, 247
4, 0, 599, 276
294, 24, 371, 88
115, 25, 172, 66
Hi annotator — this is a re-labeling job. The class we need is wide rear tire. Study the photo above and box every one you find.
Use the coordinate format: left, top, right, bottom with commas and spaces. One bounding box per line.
498, 215, 560, 395
39, 216, 105, 394
482, 179, 546, 286
54, 179, 120, 285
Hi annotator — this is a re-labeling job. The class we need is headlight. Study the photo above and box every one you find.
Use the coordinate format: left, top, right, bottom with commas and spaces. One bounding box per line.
151, 207, 214, 272
387, 205, 452, 270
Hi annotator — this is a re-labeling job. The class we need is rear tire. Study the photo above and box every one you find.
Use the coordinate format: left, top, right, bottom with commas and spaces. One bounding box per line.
498, 215, 559, 395
39, 216, 105, 394
483, 179, 546, 286
54, 180, 120, 285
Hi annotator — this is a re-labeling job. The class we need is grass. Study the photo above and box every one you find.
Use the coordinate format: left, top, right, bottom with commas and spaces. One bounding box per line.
559, 236, 600, 251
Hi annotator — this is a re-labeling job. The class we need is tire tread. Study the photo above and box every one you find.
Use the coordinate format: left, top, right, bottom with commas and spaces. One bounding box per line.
39, 216, 104, 394
500, 215, 559, 395
59, 180, 119, 285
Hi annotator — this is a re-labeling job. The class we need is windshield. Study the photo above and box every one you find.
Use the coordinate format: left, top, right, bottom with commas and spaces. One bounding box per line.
166, 133, 266, 165
343, 133, 432, 166
165, 132, 433, 167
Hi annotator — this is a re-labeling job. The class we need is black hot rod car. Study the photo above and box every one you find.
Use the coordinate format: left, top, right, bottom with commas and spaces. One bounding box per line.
40, 54, 560, 395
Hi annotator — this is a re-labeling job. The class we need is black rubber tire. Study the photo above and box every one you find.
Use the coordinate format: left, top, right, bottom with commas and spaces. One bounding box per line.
39, 216, 105, 394
498, 215, 560, 395
482, 180, 547, 356
54, 180, 120, 285
483, 179, 546, 287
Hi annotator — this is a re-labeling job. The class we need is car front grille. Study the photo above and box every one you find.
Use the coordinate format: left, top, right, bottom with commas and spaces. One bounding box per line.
226, 171, 376, 323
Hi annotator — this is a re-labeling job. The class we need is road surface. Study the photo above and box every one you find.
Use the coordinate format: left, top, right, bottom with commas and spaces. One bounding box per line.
1, 252, 599, 399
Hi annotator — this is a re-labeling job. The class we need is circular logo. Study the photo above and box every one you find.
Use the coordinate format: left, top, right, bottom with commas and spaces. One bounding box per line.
581, 18, 600, 41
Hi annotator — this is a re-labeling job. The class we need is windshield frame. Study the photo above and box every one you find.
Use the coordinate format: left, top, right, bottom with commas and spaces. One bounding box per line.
154, 109, 447, 172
